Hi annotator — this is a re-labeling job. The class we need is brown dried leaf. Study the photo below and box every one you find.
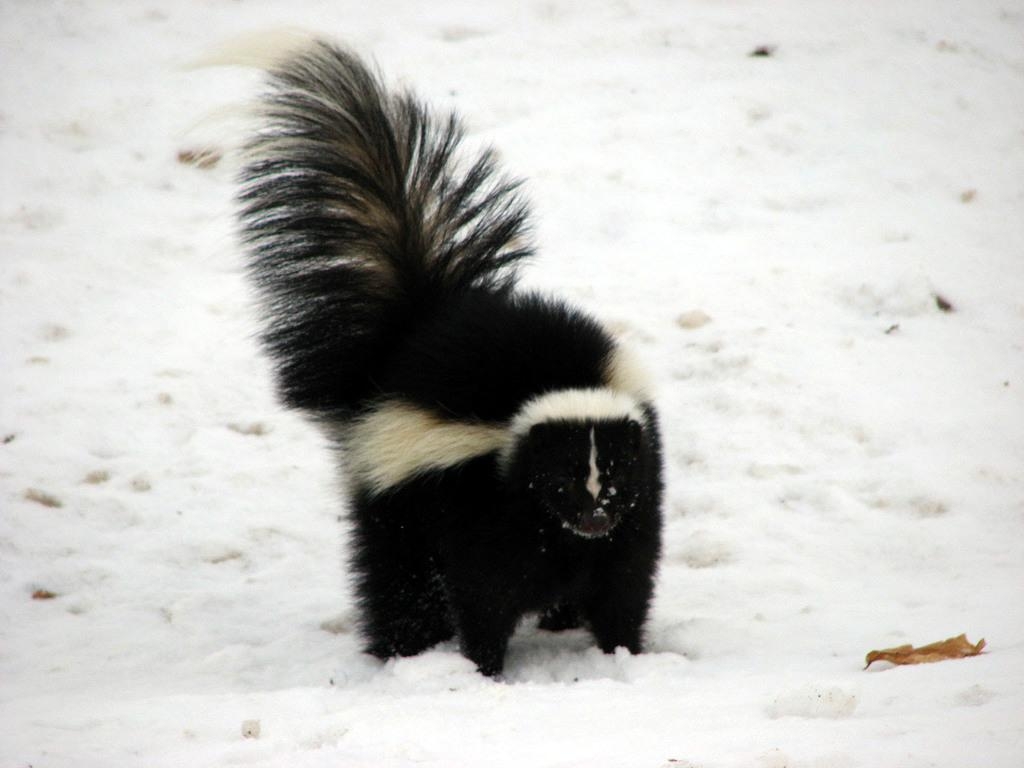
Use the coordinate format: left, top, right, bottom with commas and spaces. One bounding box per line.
83, 469, 111, 485
32, 589, 58, 600
177, 147, 222, 169
227, 421, 269, 436
25, 488, 62, 508
865, 634, 985, 669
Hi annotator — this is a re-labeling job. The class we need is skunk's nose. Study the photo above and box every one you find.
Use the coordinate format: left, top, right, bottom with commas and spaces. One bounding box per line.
577, 508, 611, 537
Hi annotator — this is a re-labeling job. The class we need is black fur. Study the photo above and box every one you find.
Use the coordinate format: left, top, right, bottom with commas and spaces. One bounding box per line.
238, 40, 663, 676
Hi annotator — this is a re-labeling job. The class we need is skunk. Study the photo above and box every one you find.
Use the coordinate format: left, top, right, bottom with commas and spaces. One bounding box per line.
236, 39, 663, 677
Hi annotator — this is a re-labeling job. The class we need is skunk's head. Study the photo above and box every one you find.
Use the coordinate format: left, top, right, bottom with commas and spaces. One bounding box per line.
503, 389, 654, 539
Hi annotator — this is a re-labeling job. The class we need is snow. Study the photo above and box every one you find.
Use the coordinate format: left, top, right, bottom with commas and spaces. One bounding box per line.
2, 1, 1023, 766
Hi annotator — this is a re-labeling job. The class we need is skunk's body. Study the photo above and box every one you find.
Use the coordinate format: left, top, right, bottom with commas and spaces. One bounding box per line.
238, 40, 663, 676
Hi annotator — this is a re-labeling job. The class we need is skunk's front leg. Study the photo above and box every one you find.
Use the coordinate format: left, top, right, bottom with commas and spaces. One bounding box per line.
582, 568, 654, 655
450, 596, 519, 677
444, 567, 521, 677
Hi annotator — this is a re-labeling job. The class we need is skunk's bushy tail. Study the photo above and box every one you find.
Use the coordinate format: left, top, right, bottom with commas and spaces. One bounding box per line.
238, 40, 533, 416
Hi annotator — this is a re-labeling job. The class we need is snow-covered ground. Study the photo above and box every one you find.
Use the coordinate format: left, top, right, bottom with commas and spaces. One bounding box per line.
2, 1, 1023, 766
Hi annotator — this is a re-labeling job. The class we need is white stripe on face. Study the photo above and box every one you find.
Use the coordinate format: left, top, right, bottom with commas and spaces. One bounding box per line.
586, 427, 601, 500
